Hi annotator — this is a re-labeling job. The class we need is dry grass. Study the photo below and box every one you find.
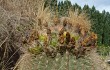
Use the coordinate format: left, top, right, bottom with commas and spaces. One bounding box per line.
13, 53, 36, 70
0, 0, 108, 70
0, 0, 50, 69
0, 0, 53, 69
34, 0, 51, 30
68, 9, 91, 36
58, 9, 91, 37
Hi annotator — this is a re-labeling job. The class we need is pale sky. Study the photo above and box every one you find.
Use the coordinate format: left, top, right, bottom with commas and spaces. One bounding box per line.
58, 0, 110, 13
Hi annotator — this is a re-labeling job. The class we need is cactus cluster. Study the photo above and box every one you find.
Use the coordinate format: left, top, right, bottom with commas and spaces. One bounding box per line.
21, 17, 97, 59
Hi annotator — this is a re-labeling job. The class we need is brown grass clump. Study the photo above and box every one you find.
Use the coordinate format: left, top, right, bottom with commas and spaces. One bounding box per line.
68, 9, 91, 36
35, 0, 51, 29
0, 16, 23, 70
0, 0, 48, 69
89, 32, 98, 48
28, 29, 39, 45
53, 16, 60, 25
58, 35, 65, 44
70, 37, 76, 48
63, 18, 68, 27
81, 32, 97, 48
59, 27, 66, 36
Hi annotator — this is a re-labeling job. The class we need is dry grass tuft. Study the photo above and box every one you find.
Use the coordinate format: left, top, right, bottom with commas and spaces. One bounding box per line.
34, 0, 51, 29
13, 53, 35, 70
0, 0, 48, 69
53, 16, 60, 25
68, 9, 91, 35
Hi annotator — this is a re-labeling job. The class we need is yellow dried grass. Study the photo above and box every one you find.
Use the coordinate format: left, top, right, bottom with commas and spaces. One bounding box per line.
68, 9, 91, 31
35, 0, 51, 29
65, 9, 91, 36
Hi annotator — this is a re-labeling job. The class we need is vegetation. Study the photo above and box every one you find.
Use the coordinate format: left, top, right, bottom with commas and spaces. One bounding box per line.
58, 0, 110, 46
0, 0, 110, 70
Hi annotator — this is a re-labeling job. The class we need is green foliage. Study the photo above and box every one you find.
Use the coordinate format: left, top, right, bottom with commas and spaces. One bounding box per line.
50, 38, 57, 47
58, 0, 72, 16
50, 33, 58, 47
39, 35, 47, 42
71, 34, 80, 41
97, 45, 110, 56
28, 46, 43, 55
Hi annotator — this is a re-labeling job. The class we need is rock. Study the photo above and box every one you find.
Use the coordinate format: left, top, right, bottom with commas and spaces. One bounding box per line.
107, 60, 110, 64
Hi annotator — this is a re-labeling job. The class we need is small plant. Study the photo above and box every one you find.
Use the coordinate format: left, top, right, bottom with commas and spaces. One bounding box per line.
39, 35, 47, 42
28, 46, 43, 55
